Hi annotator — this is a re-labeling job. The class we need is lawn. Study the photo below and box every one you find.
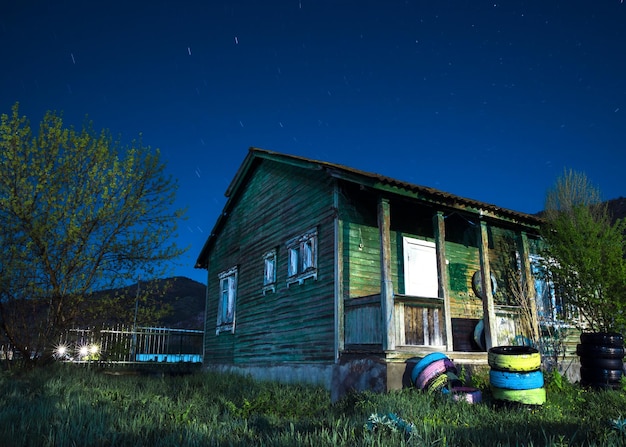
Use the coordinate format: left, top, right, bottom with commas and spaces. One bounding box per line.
2, 365, 626, 446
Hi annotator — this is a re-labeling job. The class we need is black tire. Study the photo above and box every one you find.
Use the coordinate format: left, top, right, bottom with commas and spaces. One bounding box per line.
472, 271, 497, 298
580, 332, 624, 348
489, 346, 539, 356
580, 367, 623, 383
576, 343, 625, 359
579, 356, 624, 370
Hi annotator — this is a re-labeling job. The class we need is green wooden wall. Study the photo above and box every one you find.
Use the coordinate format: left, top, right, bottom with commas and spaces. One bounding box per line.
204, 159, 336, 364
338, 186, 436, 299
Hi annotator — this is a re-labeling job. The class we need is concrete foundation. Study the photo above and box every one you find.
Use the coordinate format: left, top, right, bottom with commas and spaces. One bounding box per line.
205, 355, 429, 402
204, 363, 334, 389
205, 353, 584, 402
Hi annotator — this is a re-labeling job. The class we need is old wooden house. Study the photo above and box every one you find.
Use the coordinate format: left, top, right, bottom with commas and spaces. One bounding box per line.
195, 148, 547, 399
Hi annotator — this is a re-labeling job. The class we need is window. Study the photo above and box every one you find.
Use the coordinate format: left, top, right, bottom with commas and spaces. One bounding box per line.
262, 250, 277, 294
216, 266, 237, 334
286, 228, 318, 286
530, 255, 576, 324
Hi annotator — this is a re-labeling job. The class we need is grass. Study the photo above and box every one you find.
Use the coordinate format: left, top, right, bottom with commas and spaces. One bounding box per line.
1, 365, 626, 446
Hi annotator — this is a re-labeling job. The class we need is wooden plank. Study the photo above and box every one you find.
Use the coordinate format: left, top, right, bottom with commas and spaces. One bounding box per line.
405, 305, 421, 345
478, 220, 497, 350
434, 211, 453, 351
344, 294, 380, 308
378, 197, 395, 350
334, 182, 344, 357
343, 223, 382, 298
401, 305, 445, 346
344, 304, 382, 344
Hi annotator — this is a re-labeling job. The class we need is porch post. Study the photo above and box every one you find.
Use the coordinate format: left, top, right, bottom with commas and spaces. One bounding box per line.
517, 231, 540, 343
433, 211, 453, 351
478, 219, 497, 350
333, 182, 345, 358
378, 197, 395, 351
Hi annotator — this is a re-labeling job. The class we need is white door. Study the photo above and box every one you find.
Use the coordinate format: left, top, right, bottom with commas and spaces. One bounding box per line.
403, 238, 438, 298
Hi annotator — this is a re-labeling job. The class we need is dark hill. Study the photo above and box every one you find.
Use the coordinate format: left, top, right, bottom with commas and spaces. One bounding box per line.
607, 197, 626, 223
97, 276, 206, 330
156, 276, 206, 330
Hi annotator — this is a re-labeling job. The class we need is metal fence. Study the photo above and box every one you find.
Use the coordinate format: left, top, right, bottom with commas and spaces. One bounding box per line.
56, 325, 203, 364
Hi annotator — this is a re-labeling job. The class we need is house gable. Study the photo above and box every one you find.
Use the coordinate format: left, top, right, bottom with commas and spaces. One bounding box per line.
201, 155, 337, 364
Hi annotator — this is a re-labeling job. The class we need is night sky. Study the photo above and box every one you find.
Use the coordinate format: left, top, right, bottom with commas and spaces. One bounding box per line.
2, 1, 625, 283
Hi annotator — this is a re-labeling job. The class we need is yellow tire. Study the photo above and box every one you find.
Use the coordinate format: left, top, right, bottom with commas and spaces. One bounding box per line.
491, 386, 546, 405
488, 346, 541, 372
426, 373, 450, 393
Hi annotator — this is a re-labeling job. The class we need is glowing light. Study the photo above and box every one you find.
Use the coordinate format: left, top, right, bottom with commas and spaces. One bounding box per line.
55, 345, 68, 357
79, 346, 89, 357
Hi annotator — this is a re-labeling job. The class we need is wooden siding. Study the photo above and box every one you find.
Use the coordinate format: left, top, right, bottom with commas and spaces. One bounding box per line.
445, 240, 483, 320
342, 222, 382, 298
344, 295, 382, 345
204, 160, 336, 364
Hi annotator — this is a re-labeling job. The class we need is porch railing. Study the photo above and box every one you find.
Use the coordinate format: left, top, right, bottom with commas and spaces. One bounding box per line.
395, 295, 445, 347
344, 294, 445, 348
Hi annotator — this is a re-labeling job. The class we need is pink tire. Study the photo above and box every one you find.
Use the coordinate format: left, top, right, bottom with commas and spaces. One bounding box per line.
415, 358, 457, 390
448, 386, 482, 404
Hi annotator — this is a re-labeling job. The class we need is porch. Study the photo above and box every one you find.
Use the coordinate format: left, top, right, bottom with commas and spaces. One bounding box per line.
343, 293, 523, 357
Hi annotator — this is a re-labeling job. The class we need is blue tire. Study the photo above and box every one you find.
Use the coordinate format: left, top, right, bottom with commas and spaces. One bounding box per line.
489, 370, 544, 390
411, 352, 448, 386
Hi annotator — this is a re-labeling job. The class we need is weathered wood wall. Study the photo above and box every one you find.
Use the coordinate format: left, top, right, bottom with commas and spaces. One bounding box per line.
204, 159, 336, 364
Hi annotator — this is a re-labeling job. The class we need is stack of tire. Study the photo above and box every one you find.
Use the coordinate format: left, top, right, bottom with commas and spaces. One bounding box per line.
576, 332, 624, 389
488, 346, 546, 406
411, 352, 482, 403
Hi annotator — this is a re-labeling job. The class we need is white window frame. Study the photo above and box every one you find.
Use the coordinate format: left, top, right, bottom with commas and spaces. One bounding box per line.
286, 228, 318, 286
216, 266, 237, 334
262, 249, 277, 294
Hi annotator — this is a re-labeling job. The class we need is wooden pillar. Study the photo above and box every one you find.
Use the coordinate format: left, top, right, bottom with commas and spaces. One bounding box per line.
333, 182, 344, 358
517, 231, 540, 343
433, 211, 454, 351
478, 219, 497, 350
378, 197, 395, 351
